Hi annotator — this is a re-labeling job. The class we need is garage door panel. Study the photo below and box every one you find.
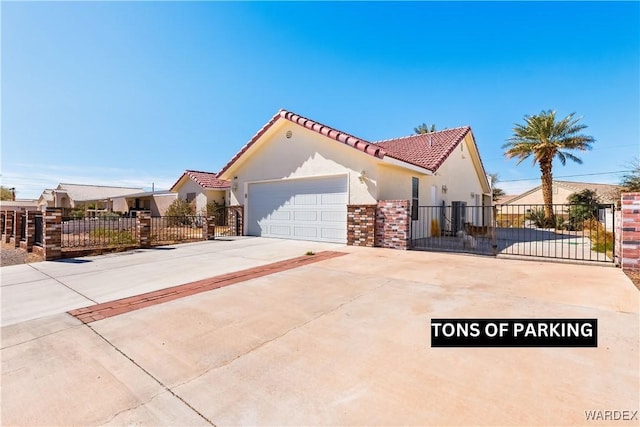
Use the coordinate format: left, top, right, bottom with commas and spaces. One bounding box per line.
293, 195, 318, 205
321, 228, 345, 240
321, 193, 347, 204
248, 177, 347, 244
269, 225, 291, 236
294, 227, 318, 238
270, 211, 291, 220
294, 211, 317, 221
321, 211, 345, 222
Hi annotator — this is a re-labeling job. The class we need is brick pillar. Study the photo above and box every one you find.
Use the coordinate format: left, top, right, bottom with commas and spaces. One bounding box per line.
4, 211, 14, 243
11, 210, 23, 247
375, 200, 410, 250
347, 205, 376, 247
204, 216, 216, 240
42, 208, 62, 260
620, 192, 640, 270
137, 211, 152, 248
20, 210, 35, 251
227, 206, 244, 236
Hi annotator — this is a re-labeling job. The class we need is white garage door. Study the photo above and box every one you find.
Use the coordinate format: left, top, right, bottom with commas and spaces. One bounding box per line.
247, 176, 347, 243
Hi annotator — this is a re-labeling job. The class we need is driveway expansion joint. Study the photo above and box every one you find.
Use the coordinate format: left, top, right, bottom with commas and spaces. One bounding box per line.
68, 251, 347, 323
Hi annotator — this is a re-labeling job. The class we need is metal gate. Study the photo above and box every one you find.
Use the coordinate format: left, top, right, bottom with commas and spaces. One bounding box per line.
34, 215, 43, 246
410, 203, 615, 263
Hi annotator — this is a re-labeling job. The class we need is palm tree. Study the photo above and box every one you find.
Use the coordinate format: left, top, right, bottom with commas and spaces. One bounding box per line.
414, 123, 436, 134
502, 110, 595, 225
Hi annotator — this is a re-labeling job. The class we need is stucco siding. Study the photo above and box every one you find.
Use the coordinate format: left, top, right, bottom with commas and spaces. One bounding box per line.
508, 186, 575, 206
426, 134, 486, 206
152, 194, 177, 216
227, 120, 381, 206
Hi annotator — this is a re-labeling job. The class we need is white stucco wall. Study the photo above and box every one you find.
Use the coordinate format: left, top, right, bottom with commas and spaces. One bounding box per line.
151, 194, 178, 216
508, 185, 574, 206
175, 179, 208, 213
225, 120, 384, 207
424, 134, 487, 207
222, 119, 489, 226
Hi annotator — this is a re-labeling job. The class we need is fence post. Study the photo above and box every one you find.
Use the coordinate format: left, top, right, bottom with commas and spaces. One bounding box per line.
42, 208, 62, 260
4, 211, 13, 243
137, 211, 151, 248
11, 210, 23, 248
205, 216, 216, 240
20, 211, 35, 252
620, 192, 640, 270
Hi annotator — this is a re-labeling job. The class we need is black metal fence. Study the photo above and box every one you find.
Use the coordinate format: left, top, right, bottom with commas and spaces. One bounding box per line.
150, 216, 204, 245
495, 203, 614, 263
411, 205, 494, 255
1, 213, 5, 235
34, 215, 43, 246
20, 214, 26, 241
61, 216, 138, 248
411, 203, 615, 263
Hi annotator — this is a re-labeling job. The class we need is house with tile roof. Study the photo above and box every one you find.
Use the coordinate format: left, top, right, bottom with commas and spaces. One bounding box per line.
217, 109, 491, 247
170, 170, 230, 214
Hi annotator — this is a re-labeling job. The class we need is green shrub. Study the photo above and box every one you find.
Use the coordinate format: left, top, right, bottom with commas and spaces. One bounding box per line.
69, 209, 85, 219
165, 198, 196, 225
526, 208, 547, 228
89, 229, 136, 246
98, 211, 121, 220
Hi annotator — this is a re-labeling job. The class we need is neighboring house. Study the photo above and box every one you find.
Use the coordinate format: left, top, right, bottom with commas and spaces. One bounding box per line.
217, 109, 491, 245
500, 181, 622, 206
37, 183, 144, 215
170, 170, 230, 214
115, 190, 177, 217
498, 180, 622, 230
0, 199, 39, 211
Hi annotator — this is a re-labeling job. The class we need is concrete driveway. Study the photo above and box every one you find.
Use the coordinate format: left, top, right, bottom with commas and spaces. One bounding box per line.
1, 238, 638, 426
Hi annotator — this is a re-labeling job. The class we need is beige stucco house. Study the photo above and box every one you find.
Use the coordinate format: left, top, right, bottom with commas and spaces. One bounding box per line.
115, 190, 177, 217
217, 109, 491, 247
170, 170, 230, 214
501, 181, 622, 206
37, 183, 144, 216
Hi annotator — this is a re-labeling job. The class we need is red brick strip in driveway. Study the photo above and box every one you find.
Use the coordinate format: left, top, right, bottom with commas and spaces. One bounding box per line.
68, 251, 347, 324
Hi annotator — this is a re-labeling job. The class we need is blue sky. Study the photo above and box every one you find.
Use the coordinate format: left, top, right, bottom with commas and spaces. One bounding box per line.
2, 1, 639, 199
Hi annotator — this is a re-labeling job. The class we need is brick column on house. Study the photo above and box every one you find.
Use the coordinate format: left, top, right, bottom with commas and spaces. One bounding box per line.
4, 211, 14, 243
20, 210, 35, 252
41, 208, 62, 260
620, 192, 640, 270
347, 205, 376, 247
375, 200, 411, 250
227, 206, 244, 236
137, 211, 152, 248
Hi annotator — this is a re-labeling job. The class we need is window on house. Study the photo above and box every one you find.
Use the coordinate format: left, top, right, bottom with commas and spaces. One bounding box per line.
186, 192, 196, 203
412, 177, 419, 221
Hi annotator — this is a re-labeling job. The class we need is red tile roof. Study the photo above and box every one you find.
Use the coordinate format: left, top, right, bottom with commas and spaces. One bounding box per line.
218, 109, 386, 177
170, 170, 230, 191
374, 127, 471, 172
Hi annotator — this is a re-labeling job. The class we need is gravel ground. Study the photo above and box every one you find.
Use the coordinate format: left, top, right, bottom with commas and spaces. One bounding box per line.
0, 242, 43, 267
624, 269, 640, 291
